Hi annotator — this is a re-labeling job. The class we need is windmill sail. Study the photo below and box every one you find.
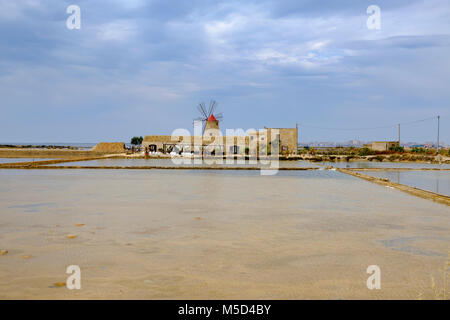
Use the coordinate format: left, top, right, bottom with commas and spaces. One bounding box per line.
193, 100, 223, 134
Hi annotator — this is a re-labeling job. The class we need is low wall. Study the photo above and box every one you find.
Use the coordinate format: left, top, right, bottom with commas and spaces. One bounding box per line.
91, 142, 125, 153
0, 144, 125, 159
0, 149, 106, 158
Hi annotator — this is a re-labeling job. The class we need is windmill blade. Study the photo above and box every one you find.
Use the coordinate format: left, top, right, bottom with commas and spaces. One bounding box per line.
197, 103, 208, 118
200, 102, 208, 116
196, 104, 203, 117
208, 100, 217, 117
214, 112, 223, 120
206, 101, 213, 117
197, 103, 206, 118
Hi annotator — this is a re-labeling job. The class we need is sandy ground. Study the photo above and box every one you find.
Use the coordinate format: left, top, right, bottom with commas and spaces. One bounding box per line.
0, 169, 448, 299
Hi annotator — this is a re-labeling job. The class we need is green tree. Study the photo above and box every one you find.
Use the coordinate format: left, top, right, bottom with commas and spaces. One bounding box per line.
131, 136, 143, 145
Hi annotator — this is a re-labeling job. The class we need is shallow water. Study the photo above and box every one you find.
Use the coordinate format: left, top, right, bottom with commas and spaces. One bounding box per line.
45, 158, 320, 168
321, 161, 450, 169
0, 169, 448, 299
356, 170, 450, 196
0, 158, 53, 164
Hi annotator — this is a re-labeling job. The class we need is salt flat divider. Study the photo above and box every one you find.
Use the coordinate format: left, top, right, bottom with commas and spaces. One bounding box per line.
347, 168, 450, 171
337, 168, 450, 206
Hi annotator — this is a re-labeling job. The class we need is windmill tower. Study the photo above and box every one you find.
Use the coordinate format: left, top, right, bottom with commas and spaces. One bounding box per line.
205, 113, 219, 134
194, 100, 223, 136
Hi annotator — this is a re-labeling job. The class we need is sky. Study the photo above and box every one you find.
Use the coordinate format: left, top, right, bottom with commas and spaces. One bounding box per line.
0, 0, 449, 144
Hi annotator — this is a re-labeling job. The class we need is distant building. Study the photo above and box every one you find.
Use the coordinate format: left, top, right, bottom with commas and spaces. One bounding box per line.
369, 141, 400, 151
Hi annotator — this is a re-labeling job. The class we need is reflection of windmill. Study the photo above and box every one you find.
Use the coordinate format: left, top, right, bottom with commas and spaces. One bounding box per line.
194, 100, 223, 134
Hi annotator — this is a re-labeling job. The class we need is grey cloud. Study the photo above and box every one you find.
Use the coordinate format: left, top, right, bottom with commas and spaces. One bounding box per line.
0, 0, 449, 142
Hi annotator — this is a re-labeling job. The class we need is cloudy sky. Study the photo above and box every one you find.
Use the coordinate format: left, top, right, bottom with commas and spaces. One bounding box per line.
0, 0, 449, 143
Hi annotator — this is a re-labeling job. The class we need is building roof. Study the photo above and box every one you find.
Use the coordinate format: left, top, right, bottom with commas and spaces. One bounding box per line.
371, 141, 399, 143
207, 114, 217, 121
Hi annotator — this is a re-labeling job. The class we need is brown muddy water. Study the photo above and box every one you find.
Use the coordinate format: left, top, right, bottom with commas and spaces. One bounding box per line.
0, 169, 448, 299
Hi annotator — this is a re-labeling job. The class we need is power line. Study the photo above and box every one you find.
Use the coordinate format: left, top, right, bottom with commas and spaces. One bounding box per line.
299, 116, 438, 131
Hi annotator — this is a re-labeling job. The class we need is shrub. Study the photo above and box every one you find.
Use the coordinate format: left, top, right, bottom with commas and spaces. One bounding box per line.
389, 146, 404, 152
411, 147, 426, 154
357, 147, 374, 156
388, 154, 400, 161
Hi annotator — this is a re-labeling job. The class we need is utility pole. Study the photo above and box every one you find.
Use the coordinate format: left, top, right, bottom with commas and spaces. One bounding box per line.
398, 123, 400, 146
437, 115, 440, 154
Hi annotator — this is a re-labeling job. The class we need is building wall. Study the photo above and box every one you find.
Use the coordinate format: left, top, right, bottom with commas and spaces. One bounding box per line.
143, 125, 298, 155
371, 141, 400, 151
143, 135, 183, 152
248, 127, 298, 155
273, 127, 298, 155
204, 120, 219, 134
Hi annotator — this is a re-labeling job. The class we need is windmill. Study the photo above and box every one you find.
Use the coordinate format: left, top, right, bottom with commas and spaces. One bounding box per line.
194, 100, 223, 133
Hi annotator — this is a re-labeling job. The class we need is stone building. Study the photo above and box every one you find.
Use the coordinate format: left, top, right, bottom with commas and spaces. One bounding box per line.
142, 115, 298, 156
369, 141, 400, 151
